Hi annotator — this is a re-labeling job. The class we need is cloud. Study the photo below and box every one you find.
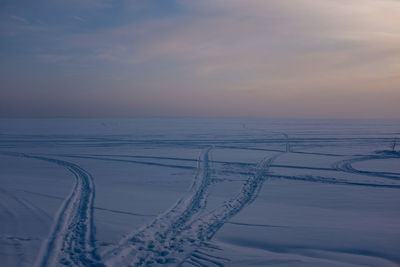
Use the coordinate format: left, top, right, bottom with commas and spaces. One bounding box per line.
50, 0, 114, 10
9, 15, 27, 23
37, 54, 71, 63
1, 0, 399, 117
72, 16, 85, 22
67, 0, 400, 69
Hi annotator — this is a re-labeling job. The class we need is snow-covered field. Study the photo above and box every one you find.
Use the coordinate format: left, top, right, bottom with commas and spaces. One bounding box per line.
1, 119, 399, 267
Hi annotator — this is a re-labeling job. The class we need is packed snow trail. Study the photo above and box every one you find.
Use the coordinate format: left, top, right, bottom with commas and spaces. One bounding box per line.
2, 134, 289, 266
179, 133, 289, 266
103, 147, 213, 266
104, 134, 290, 266
0, 152, 102, 267
179, 153, 281, 266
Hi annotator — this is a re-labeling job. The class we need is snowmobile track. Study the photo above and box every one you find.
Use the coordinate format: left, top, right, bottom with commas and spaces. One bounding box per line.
0, 152, 102, 267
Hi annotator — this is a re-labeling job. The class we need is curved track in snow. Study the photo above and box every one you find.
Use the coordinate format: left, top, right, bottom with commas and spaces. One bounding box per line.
104, 134, 290, 266
180, 153, 281, 266
181, 133, 291, 266
10, 133, 397, 266
0, 152, 102, 267
332, 152, 400, 181
103, 147, 213, 266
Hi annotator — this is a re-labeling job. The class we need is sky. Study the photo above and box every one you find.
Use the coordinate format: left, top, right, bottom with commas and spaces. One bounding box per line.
0, 0, 399, 118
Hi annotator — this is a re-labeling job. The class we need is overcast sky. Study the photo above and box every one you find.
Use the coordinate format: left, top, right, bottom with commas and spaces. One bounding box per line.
1, 0, 399, 118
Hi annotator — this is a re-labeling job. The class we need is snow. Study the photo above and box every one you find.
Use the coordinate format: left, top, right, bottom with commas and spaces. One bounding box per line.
0, 119, 399, 266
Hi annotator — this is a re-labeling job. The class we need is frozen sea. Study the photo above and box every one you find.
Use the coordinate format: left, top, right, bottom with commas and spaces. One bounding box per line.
0, 119, 399, 267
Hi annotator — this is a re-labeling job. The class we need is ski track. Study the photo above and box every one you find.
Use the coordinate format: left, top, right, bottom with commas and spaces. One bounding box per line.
0, 187, 52, 224
0, 152, 102, 267
12, 189, 155, 217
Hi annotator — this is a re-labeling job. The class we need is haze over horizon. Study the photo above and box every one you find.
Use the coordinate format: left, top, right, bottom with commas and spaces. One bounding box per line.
1, 0, 399, 119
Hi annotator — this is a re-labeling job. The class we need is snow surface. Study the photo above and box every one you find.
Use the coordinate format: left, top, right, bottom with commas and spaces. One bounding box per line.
0, 119, 399, 266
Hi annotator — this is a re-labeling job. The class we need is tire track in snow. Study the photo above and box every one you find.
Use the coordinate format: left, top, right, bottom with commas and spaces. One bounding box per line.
0, 152, 102, 267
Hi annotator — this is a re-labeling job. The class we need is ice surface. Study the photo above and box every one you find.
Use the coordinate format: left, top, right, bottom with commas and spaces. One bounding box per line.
0, 119, 399, 266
